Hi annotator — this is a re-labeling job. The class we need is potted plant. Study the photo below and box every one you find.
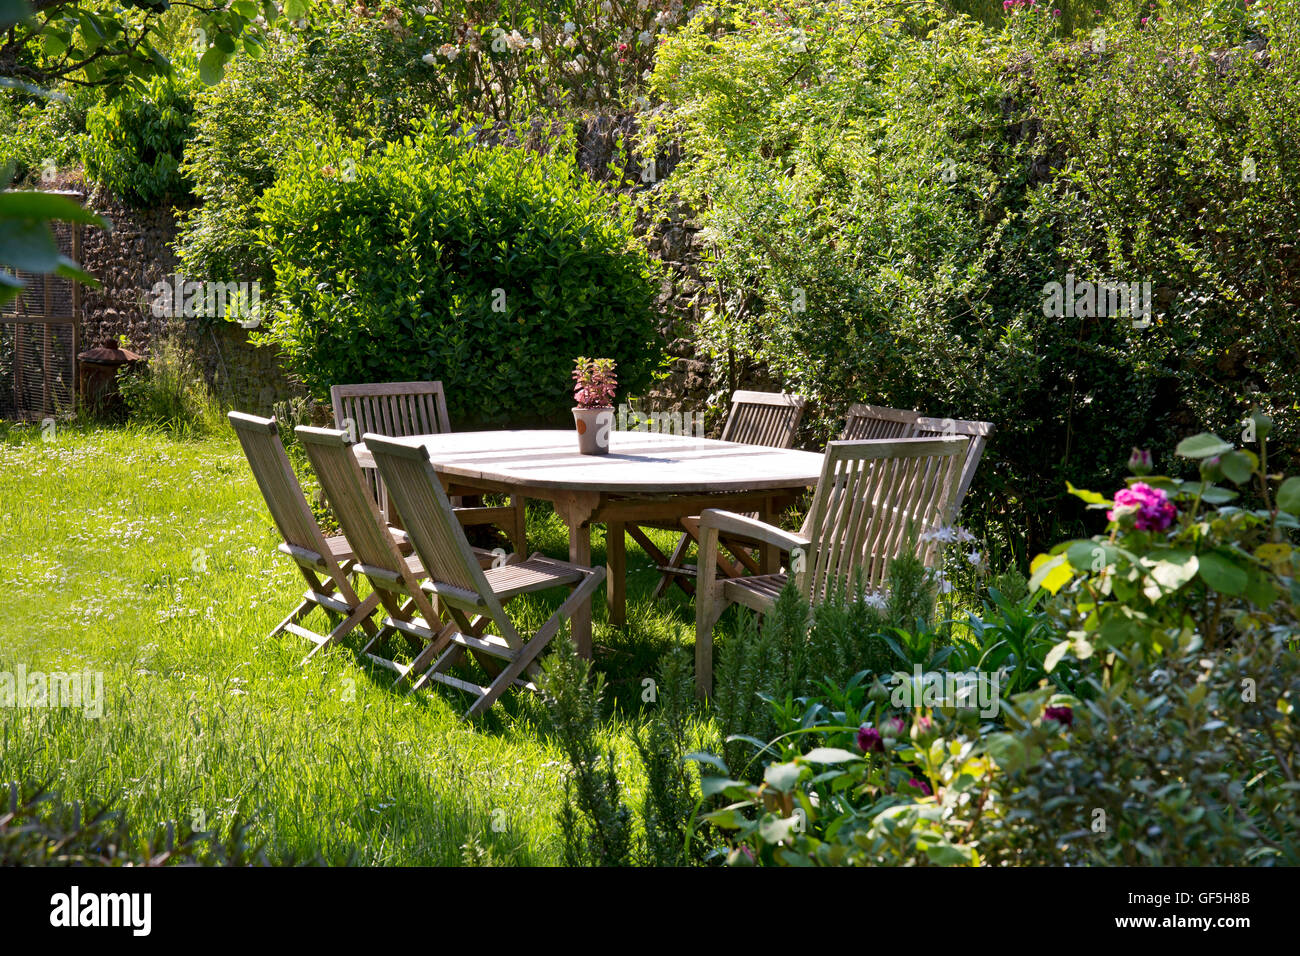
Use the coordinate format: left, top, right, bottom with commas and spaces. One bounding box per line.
572, 356, 617, 455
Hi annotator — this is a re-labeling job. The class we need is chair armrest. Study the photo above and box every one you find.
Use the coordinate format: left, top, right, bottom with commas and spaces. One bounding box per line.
698, 509, 811, 554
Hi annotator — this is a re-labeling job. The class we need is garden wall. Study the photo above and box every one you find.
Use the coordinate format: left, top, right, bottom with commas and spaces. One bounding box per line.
77, 186, 304, 414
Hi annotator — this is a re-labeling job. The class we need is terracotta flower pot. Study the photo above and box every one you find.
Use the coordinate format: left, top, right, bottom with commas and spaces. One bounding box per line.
573, 406, 614, 455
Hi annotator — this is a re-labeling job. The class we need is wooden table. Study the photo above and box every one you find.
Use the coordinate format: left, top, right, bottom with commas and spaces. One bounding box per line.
354, 430, 825, 657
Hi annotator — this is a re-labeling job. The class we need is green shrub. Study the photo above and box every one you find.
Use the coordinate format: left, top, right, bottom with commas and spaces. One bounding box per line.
176, 15, 440, 283
257, 118, 661, 427
693, 625, 1300, 866
631, 647, 714, 866
81, 72, 197, 206
0, 86, 94, 186
651, 1, 1300, 556
537, 636, 636, 867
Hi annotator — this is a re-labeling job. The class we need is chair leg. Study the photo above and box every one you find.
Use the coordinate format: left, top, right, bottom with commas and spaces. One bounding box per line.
394, 620, 459, 688
302, 590, 381, 664
695, 523, 728, 699
651, 531, 693, 600
464, 571, 605, 719
269, 598, 313, 640
510, 496, 527, 556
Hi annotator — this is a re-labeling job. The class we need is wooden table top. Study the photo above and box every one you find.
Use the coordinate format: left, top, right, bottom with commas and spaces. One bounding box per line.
353, 429, 825, 494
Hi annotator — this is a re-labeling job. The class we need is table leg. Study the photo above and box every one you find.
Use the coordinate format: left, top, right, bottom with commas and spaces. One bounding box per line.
569, 521, 593, 657
605, 520, 626, 627
555, 491, 601, 659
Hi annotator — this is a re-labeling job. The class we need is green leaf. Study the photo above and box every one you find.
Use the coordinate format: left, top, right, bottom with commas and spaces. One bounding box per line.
1219, 450, 1254, 485
1277, 477, 1300, 515
1028, 553, 1073, 595
0, 0, 30, 31
1043, 639, 1071, 673
802, 747, 860, 764
0, 191, 105, 225
1175, 433, 1233, 459
758, 814, 802, 843
283, 0, 308, 18
1197, 552, 1248, 596
684, 751, 728, 774
42, 31, 68, 57
198, 46, 228, 85
1066, 540, 1113, 573
1144, 551, 1198, 600
1199, 485, 1238, 504
1066, 481, 1109, 505
0, 219, 60, 272
763, 761, 802, 792
699, 776, 747, 799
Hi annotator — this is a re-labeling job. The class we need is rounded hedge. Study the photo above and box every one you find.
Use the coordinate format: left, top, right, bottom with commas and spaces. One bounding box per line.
258, 120, 662, 428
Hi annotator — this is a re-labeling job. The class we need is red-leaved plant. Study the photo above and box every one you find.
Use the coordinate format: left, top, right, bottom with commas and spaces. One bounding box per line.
572, 356, 618, 409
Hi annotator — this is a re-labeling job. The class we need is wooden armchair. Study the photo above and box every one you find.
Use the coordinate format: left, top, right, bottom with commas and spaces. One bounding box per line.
693, 436, 969, 696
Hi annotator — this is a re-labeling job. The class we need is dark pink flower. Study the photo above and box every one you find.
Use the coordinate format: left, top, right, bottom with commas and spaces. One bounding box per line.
1045, 705, 1074, 727
858, 725, 884, 753
1108, 482, 1176, 532
907, 778, 933, 796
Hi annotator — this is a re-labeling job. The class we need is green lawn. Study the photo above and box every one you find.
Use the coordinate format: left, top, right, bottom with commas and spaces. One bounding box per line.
0, 421, 735, 865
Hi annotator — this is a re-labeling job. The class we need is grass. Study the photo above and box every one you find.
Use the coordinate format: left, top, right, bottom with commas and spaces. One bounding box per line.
0, 419, 743, 865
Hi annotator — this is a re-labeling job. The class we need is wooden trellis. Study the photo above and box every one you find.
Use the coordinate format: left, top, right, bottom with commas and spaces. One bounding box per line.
0, 192, 82, 422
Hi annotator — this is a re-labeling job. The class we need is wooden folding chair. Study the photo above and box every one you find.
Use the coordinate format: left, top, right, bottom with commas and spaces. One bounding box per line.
912, 415, 994, 519
843, 405, 994, 519
295, 425, 503, 680
366, 432, 606, 719
628, 390, 808, 601
694, 436, 969, 696
840, 403, 921, 440
330, 380, 527, 554
229, 411, 385, 663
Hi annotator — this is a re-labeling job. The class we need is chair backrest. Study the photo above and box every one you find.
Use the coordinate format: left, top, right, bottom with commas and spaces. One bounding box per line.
720, 390, 807, 448
798, 437, 968, 601
840, 403, 920, 441
365, 433, 514, 635
228, 411, 333, 562
331, 381, 452, 440
331, 381, 451, 515
295, 426, 411, 585
912, 415, 994, 519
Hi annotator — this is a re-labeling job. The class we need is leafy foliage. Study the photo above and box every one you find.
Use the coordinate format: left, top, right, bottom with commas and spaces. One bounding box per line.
537, 636, 635, 867
257, 118, 661, 427
81, 70, 197, 205
1, 779, 271, 866
1029, 424, 1300, 672
651, 0, 1300, 555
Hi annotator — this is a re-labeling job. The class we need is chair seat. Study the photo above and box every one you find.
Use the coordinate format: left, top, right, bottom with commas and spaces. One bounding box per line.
324, 527, 412, 562
722, 572, 789, 611
483, 554, 586, 599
